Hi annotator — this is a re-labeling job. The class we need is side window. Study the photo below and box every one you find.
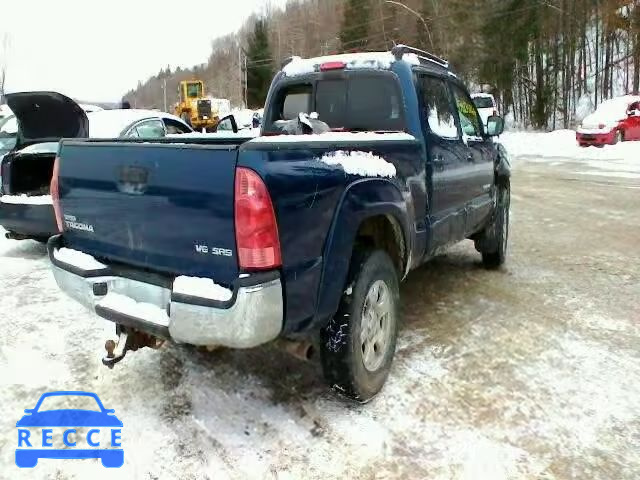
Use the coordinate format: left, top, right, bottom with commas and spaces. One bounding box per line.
164, 118, 192, 134
133, 119, 166, 138
278, 84, 312, 121
125, 127, 139, 138
451, 85, 483, 137
419, 75, 458, 139
216, 116, 234, 131
315, 80, 347, 127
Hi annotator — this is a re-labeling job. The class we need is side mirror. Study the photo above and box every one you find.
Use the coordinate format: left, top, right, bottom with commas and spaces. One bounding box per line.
24, 409, 34, 414
486, 115, 505, 136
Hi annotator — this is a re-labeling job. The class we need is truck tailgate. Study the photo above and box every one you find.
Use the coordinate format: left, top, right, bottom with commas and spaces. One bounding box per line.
58, 141, 240, 285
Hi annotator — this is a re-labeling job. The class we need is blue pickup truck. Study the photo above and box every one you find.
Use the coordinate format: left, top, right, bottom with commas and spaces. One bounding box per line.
48, 45, 509, 402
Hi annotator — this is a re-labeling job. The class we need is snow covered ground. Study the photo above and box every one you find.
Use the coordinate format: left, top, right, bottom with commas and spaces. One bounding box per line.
499, 130, 640, 180
0, 132, 638, 479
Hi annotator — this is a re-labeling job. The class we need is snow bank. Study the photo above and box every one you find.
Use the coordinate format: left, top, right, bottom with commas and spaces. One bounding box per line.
54, 247, 106, 270
320, 150, 396, 178
499, 130, 640, 179
98, 292, 169, 326
173, 276, 233, 302
499, 130, 637, 161
0, 194, 53, 205
249, 131, 416, 144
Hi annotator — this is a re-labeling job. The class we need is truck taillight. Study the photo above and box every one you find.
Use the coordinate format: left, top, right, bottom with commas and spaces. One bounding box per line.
50, 156, 64, 233
234, 167, 281, 271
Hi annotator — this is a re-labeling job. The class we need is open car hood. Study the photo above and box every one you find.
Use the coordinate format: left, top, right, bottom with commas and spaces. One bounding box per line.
6, 91, 88, 151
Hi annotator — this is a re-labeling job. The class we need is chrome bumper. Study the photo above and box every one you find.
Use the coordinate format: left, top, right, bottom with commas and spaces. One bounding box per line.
47, 236, 283, 348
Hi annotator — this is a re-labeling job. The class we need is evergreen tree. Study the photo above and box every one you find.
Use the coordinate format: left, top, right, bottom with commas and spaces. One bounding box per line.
246, 18, 273, 108
340, 0, 372, 51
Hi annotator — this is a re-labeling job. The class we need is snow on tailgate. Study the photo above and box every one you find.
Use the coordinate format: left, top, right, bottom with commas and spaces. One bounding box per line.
0, 194, 52, 205
320, 150, 396, 178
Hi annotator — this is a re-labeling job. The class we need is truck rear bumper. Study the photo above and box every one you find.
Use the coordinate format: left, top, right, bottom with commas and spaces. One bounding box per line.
47, 236, 283, 348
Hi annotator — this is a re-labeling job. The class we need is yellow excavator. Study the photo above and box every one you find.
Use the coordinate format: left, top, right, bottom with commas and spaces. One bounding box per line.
174, 80, 219, 131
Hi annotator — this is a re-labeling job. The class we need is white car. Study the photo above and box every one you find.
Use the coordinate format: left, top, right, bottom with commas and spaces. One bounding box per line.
471, 93, 498, 127
88, 109, 193, 138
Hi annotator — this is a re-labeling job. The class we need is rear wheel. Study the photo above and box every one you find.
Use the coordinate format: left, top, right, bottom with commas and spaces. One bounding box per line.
320, 249, 399, 402
475, 182, 510, 269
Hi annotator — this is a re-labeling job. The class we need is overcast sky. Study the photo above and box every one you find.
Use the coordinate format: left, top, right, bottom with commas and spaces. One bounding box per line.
2, 0, 285, 101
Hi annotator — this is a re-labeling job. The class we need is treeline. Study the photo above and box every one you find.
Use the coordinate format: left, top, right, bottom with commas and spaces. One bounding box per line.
124, 0, 639, 130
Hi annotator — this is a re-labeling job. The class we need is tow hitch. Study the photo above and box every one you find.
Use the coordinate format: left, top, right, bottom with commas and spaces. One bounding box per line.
102, 327, 165, 369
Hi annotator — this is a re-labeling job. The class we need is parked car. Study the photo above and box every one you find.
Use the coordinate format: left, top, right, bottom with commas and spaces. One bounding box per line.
0, 93, 193, 241
576, 95, 640, 147
471, 92, 498, 127
87, 108, 193, 138
48, 45, 509, 402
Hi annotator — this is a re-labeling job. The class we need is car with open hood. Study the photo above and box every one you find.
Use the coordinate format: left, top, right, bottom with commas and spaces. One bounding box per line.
0, 92, 89, 241
0, 93, 194, 241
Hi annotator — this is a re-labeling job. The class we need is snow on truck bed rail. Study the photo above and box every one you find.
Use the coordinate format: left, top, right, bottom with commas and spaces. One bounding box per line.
249, 132, 416, 143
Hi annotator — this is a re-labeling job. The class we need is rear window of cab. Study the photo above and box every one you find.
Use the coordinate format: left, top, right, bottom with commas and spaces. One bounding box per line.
266, 73, 406, 133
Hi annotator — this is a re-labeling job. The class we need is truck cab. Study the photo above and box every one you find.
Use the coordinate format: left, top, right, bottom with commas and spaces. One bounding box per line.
49, 45, 509, 402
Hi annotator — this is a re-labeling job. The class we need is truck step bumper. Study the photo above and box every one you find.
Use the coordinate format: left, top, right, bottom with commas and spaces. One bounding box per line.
47, 236, 283, 349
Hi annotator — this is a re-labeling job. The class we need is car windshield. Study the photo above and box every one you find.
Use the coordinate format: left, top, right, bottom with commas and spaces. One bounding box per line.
37, 394, 102, 412
473, 97, 494, 109
269, 74, 405, 132
187, 83, 203, 98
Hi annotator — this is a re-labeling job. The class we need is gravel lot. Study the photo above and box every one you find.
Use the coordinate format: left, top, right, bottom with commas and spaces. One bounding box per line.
0, 154, 638, 479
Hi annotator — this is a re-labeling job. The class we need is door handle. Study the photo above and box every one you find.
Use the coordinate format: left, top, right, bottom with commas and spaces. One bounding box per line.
433, 155, 445, 171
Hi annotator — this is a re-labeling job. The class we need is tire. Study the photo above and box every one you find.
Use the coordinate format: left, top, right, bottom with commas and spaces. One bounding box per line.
320, 249, 399, 402
475, 182, 510, 269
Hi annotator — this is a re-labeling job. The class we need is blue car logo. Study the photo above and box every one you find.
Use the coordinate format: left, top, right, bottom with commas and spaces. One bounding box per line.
16, 391, 123, 468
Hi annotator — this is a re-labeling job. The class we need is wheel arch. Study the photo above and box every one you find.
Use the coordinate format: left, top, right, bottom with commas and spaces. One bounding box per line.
312, 178, 412, 331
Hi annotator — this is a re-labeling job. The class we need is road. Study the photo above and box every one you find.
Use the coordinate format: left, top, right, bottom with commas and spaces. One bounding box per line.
0, 156, 638, 479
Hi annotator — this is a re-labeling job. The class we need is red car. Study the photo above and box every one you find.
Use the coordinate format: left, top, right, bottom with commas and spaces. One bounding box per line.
576, 95, 640, 147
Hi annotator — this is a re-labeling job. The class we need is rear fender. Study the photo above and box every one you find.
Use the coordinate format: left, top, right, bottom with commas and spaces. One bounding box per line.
313, 178, 411, 329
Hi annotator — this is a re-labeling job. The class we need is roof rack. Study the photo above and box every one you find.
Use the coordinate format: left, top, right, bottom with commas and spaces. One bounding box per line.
391, 44, 449, 69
